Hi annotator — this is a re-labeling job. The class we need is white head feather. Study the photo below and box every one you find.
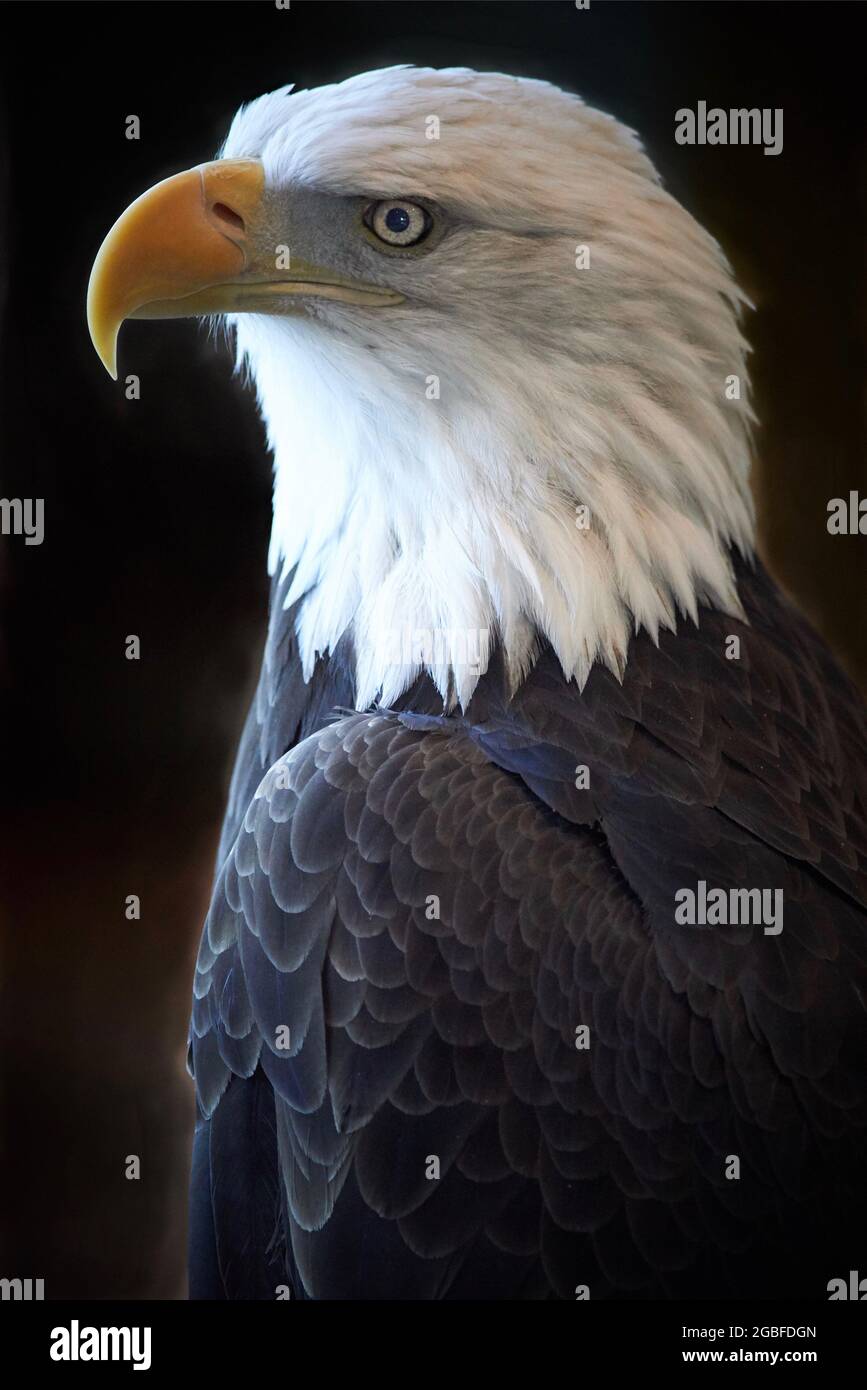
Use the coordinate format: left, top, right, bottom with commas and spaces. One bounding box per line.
222, 65, 755, 710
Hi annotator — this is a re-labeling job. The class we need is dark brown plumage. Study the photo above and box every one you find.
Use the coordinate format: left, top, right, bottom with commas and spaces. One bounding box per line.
188, 554, 867, 1299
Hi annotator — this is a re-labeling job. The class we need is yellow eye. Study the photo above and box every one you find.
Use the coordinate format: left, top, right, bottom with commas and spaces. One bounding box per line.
365, 200, 431, 247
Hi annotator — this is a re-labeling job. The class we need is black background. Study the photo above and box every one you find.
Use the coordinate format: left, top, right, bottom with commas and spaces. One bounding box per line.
1, 0, 865, 1299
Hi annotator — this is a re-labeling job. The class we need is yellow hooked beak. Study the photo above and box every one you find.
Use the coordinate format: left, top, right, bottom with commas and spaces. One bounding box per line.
87, 159, 404, 378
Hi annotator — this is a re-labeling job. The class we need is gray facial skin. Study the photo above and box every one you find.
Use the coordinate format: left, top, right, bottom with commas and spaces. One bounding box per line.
254, 185, 452, 292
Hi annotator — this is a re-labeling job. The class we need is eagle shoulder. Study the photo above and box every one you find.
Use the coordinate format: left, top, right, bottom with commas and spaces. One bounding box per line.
189, 700, 866, 1298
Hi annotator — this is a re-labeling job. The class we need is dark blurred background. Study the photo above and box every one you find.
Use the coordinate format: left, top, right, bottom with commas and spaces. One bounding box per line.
0, 0, 865, 1299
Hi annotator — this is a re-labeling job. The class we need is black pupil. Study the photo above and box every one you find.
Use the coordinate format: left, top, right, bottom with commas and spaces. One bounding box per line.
385, 206, 411, 234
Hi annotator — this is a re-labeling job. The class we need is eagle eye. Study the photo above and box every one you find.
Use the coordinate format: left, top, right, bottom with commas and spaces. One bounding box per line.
364, 199, 432, 249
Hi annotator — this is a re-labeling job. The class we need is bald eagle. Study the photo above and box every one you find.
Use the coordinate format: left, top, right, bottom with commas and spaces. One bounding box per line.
88, 67, 867, 1300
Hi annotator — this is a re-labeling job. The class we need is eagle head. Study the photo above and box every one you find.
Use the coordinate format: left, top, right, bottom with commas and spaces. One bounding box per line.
88, 65, 755, 709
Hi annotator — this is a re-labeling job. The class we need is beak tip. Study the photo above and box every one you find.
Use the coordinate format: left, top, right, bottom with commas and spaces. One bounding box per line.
87, 298, 119, 380
91, 331, 119, 381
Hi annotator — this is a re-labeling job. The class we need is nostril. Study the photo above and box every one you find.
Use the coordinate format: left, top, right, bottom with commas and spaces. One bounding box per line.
211, 202, 246, 234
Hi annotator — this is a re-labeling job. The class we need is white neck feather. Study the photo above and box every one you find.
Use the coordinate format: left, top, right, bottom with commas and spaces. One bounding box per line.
236, 302, 754, 712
